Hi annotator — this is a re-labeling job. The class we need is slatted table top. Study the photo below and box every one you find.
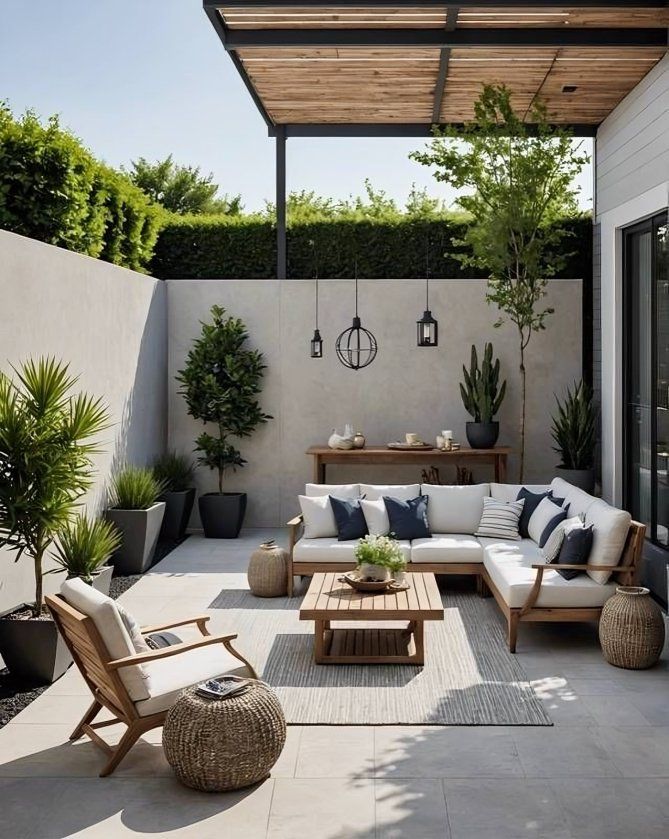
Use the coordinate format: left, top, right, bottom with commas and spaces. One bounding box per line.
299, 572, 444, 622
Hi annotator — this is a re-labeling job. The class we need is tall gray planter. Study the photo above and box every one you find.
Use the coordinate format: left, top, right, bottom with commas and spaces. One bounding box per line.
159, 488, 196, 541
107, 502, 166, 575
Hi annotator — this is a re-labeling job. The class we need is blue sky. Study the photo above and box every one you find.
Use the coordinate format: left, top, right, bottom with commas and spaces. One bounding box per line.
2, 0, 592, 212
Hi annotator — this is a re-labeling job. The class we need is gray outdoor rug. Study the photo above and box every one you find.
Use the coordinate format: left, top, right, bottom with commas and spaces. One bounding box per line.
208, 587, 552, 726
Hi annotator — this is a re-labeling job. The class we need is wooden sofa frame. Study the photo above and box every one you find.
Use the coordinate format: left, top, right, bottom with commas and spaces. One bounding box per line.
46, 594, 256, 776
287, 514, 647, 652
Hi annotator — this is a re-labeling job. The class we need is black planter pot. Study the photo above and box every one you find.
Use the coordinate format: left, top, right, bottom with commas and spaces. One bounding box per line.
159, 488, 196, 540
555, 466, 595, 494
0, 610, 72, 684
199, 492, 247, 539
465, 421, 500, 449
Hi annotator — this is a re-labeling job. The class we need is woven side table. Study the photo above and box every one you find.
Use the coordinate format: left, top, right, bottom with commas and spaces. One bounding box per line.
163, 682, 286, 791
247, 541, 289, 597
599, 586, 666, 670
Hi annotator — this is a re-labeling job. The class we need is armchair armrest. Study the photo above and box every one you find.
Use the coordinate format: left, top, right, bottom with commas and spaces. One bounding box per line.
140, 614, 210, 635
287, 514, 303, 527
107, 633, 238, 670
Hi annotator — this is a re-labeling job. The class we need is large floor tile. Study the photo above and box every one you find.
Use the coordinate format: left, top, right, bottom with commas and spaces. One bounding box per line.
271, 724, 302, 778
375, 778, 450, 839
295, 725, 374, 778
530, 676, 597, 727
579, 694, 650, 727
514, 728, 620, 778
596, 726, 669, 777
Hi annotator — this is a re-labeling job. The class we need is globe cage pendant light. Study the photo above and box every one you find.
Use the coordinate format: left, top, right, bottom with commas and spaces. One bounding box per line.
417, 239, 438, 347
335, 265, 378, 370
310, 241, 323, 358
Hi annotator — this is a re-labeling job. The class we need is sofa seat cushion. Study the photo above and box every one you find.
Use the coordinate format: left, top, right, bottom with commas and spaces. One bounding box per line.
293, 537, 411, 564
481, 538, 617, 609
411, 534, 484, 564
135, 642, 246, 717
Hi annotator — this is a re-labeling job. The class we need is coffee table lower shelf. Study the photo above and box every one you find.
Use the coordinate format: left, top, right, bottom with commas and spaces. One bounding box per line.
314, 619, 424, 665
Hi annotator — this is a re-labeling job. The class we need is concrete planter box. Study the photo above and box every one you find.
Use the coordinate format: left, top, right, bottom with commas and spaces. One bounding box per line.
107, 502, 166, 575
0, 610, 72, 684
159, 488, 196, 541
90, 564, 113, 596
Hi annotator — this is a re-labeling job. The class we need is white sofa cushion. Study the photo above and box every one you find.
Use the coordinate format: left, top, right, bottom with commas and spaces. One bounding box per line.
490, 484, 551, 503
293, 537, 411, 564
305, 483, 359, 498
550, 478, 598, 519
135, 642, 247, 717
420, 484, 490, 534
481, 539, 617, 609
411, 534, 484, 564
60, 578, 151, 702
528, 497, 567, 546
360, 498, 390, 535
475, 497, 524, 541
359, 484, 420, 501
583, 499, 632, 584
299, 494, 339, 539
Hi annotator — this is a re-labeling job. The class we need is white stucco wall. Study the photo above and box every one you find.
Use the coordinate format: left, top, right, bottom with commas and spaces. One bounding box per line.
0, 230, 167, 615
167, 278, 583, 528
596, 54, 669, 504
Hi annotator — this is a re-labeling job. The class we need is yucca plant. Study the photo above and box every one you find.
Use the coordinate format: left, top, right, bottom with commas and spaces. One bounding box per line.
52, 515, 121, 582
110, 466, 165, 510
152, 451, 194, 493
551, 380, 596, 470
0, 357, 109, 615
460, 343, 507, 423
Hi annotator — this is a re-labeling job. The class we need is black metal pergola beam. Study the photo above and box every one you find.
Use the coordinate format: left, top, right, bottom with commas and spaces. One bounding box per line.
224, 27, 667, 49
207, 1, 666, 9
269, 122, 599, 137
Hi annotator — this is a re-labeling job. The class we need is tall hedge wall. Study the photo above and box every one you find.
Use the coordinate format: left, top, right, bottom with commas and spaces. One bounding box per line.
151, 214, 592, 280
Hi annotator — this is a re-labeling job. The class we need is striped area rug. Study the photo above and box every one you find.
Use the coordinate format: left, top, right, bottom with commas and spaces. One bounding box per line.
208, 588, 551, 726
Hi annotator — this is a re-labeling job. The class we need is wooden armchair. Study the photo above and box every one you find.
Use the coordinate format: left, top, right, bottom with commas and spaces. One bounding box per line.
46, 594, 256, 777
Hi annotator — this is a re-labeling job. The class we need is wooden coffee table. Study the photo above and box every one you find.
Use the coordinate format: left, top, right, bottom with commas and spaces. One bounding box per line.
299, 572, 444, 665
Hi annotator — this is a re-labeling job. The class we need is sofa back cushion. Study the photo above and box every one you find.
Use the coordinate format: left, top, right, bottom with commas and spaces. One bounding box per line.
584, 499, 632, 583
305, 483, 359, 498
490, 483, 551, 503
420, 484, 490, 534
550, 478, 597, 520
359, 484, 420, 502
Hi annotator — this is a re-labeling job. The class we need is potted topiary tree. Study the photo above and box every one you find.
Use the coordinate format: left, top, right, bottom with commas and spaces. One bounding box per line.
51, 515, 121, 596
0, 357, 109, 683
152, 451, 196, 540
551, 380, 596, 493
177, 305, 271, 538
460, 343, 507, 449
106, 466, 166, 574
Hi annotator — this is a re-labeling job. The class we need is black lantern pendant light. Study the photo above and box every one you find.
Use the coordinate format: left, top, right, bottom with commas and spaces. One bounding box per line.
310, 241, 323, 358
335, 265, 377, 370
417, 240, 438, 347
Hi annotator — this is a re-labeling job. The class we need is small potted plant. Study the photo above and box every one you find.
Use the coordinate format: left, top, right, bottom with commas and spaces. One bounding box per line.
106, 467, 166, 574
460, 342, 507, 449
177, 305, 272, 538
153, 451, 196, 540
551, 380, 596, 493
354, 534, 406, 582
51, 515, 121, 595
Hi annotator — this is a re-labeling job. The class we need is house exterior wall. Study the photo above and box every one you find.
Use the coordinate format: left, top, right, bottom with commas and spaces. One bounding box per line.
595, 53, 669, 505
0, 231, 167, 616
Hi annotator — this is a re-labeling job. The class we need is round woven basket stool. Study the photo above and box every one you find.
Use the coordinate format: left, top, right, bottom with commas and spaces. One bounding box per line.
599, 586, 665, 670
163, 682, 286, 791
247, 541, 289, 597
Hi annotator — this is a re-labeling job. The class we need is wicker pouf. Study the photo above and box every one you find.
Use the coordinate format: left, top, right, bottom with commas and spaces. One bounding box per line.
163, 682, 286, 791
599, 586, 666, 670
247, 541, 289, 597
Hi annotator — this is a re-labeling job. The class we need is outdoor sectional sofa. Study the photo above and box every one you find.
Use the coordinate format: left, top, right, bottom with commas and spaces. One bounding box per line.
287, 478, 645, 652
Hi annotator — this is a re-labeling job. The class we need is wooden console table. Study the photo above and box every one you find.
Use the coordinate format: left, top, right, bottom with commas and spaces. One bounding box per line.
307, 445, 510, 483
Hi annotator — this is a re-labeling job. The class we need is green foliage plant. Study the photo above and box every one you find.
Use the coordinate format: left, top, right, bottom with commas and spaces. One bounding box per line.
176, 305, 272, 494
52, 515, 121, 582
0, 358, 109, 615
411, 85, 589, 480
460, 343, 507, 423
110, 467, 165, 511
354, 534, 407, 572
152, 451, 194, 493
551, 381, 596, 470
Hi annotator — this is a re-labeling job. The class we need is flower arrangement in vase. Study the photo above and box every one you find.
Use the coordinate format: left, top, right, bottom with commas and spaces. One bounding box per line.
354, 534, 407, 582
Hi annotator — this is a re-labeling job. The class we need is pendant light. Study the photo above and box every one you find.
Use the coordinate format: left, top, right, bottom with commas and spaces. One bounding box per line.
335, 264, 377, 370
310, 241, 323, 358
417, 238, 438, 347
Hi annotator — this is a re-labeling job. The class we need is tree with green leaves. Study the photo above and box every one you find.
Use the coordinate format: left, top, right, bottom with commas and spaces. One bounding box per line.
127, 155, 242, 216
176, 305, 271, 493
411, 85, 589, 479
0, 358, 110, 615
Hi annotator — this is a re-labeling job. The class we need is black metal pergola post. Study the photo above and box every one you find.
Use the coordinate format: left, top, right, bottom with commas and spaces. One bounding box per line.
276, 126, 287, 280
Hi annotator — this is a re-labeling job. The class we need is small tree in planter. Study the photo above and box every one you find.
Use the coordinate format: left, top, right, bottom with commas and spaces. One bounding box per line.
411, 85, 589, 480
0, 357, 109, 682
177, 305, 271, 538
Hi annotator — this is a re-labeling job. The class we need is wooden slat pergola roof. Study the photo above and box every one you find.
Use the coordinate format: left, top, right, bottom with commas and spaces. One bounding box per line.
204, 1, 669, 136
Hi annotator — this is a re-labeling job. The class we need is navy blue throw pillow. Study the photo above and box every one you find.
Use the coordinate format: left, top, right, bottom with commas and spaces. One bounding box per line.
538, 505, 569, 548
329, 496, 368, 541
516, 489, 552, 539
383, 495, 431, 540
555, 525, 593, 580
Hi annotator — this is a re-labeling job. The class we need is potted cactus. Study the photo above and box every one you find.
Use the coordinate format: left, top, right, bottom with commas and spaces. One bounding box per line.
460, 343, 507, 449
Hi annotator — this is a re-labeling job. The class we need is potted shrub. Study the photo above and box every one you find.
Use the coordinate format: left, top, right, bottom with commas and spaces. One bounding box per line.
460, 342, 507, 449
0, 358, 109, 683
551, 380, 596, 493
51, 515, 121, 596
153, 451, 196, 540
354, 535, 406, 582
177, 305, 272, 538
106, 467, 166, 574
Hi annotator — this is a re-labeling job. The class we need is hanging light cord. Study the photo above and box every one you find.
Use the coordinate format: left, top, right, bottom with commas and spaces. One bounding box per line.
315, 274, 319, 329
425, 239, 430, 311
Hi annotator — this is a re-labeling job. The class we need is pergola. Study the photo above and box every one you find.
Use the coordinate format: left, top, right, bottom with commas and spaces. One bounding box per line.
203, 1, 669, 277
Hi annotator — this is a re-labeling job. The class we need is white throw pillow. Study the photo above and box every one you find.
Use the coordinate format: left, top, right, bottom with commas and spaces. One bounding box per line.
420, 484, 490, 534
360, 498, 390, 535
542, 514, 585, 564
117, 602, 151, 654
305, 483, 359, 498
475, 497, 524, 541
299, 495, 338, 539
359, 484, 420, 502
528, 497, 567, 545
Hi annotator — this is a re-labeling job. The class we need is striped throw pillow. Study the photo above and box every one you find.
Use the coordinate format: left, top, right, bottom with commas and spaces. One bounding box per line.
543, 514, 586, 564
475, 497, 524, 541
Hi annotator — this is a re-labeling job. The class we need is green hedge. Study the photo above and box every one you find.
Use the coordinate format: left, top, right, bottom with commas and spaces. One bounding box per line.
151, 214, 592, 280
0, 107, 162, 271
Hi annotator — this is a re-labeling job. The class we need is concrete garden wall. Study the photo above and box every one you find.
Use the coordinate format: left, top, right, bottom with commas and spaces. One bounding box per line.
0, 230, 167, 616
167, 278, 583, 528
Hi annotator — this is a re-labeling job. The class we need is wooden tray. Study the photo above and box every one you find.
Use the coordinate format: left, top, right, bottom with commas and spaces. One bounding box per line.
339, 573, 410, 592
387, 442, 433, 451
